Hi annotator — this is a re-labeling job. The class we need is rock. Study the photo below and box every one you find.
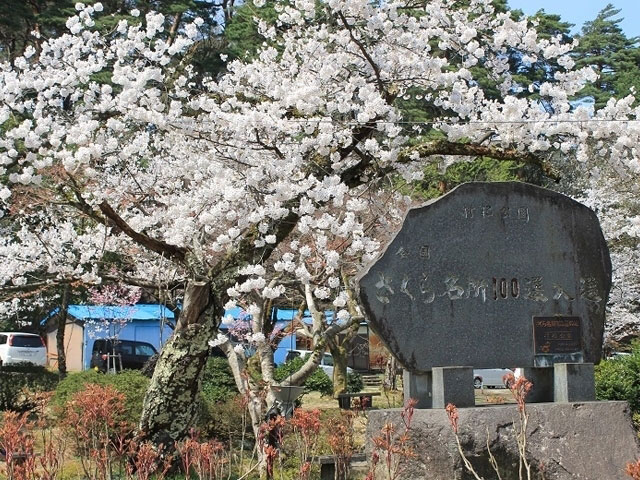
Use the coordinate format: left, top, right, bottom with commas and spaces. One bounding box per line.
367, 401, 640, 480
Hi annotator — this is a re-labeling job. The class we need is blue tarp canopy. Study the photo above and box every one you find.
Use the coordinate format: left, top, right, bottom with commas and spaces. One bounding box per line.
41, 304, 175, 325
220, 307, 334, 328
67, 304, 175, 321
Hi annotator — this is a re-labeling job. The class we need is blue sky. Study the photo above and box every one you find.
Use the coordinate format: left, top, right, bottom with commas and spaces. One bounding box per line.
507, 0, 639, 37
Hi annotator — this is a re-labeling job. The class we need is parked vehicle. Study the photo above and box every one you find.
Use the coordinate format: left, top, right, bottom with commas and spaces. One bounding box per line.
0, 332, 47, 367
473, 368, 514, 389
284, 349, 353, 378
606, 351, 631, 360
90, 338, 157, 372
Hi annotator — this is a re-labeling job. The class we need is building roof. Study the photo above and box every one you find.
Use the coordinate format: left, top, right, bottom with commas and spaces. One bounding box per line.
42, 304, 175, 325
219, 306, 334, 330
68, 304, 175, 320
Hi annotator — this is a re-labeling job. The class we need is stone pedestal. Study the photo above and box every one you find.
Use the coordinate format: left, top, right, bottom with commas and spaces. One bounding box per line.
403, 370, 432, 409
432, 366, 474, 408
554, 362, 595, 402
404, 367, 474, 409
367, 401, 639, 480
520, 367, 554, 402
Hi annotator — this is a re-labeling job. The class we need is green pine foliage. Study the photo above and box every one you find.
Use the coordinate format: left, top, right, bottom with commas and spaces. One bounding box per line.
223, 1, 279, 62
572, 4, 640, 109
509, 10, 574, 107
0, 0, 76, 62
398, 156, 526, 201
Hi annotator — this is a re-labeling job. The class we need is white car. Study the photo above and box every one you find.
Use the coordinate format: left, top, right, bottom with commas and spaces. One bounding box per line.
0, 332, 47, 367
473, 368, 514, 389
284, 349, 353, 378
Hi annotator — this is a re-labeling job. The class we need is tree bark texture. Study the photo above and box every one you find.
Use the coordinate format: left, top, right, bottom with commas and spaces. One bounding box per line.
56, 284, 70, 379
384, 354, 398, 390
328, 342, 349, 396
138, 281, 220, 447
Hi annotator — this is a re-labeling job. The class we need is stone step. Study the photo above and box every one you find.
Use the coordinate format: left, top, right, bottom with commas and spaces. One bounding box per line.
361, 374, 383, 386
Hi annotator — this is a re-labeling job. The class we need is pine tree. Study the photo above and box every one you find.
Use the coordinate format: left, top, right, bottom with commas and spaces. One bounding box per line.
0, 0, 76, 62
510, 9, 574, 109
573, 4, 640, 109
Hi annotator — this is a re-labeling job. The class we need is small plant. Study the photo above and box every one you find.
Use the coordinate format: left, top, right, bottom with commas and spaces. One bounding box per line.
257, 414, 286, 479
32, 391, 67, 480
177, 433, 228, 480
125, 440, 172, 480
445, 373, 534, 480
627, 459, 640, 479
288, 409, 322, 480
0, 411, 34, 480
504, 372, 534, 480
61, 384, 135, 480
445, 403, 488, 480
0, 390, 67, 480
366, 398, 417, 480
327, 411, 357, 480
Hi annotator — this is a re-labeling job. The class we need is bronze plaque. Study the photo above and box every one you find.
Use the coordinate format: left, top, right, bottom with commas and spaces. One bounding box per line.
533, 316, 582, 354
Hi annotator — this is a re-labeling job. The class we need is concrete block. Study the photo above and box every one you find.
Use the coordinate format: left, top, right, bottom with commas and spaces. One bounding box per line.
432, 366, 474, 408
554, 362, 595, 402
403, 369, 432, 409
520, 367, 554, 403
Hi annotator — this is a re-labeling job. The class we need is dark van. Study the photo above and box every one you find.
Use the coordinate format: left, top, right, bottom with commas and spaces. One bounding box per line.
90, 338, 157, 372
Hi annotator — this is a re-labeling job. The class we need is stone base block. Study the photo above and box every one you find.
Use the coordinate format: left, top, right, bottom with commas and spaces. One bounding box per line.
367, 401, 639, 480
520, 367, 554, 402
554, 363, 595, 402
432, 366, 474, 408
403, 370, 432, 409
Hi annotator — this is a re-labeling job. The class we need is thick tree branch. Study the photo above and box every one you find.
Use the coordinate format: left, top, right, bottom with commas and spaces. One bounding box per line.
338, 12, 393, 103
99, 201, 188, 263
397, 140, 560, 180
208, 198, 301, 292
0, 279, 64, 296
174, 281, 212, 331
101, 274, 184, 291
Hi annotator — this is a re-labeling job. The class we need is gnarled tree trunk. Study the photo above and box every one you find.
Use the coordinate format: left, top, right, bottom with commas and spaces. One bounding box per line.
138, 281, 220, 447
56, 284, 70, 379
328, 341, 349, 396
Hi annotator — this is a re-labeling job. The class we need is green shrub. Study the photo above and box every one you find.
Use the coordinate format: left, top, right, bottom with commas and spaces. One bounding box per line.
199, 394, 253, 444
595, 345, 640, 413
347, 371, 364, 393
53, 369, 149, 423
201, 357, 237, 404
198, 357, 253, 443
0, 364, 59, 411
274, 357, 333, 396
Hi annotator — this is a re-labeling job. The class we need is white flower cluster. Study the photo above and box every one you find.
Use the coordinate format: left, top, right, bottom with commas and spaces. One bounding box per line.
0, 0, 638, 331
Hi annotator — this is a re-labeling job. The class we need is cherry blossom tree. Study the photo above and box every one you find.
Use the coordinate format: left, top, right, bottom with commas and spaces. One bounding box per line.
556, 114, 640, 348
1, 0, 639, 454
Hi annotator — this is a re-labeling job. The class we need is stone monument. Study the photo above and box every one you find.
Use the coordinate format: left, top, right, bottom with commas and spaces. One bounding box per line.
358, 181, 611, 407
358, 182, 640, 479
